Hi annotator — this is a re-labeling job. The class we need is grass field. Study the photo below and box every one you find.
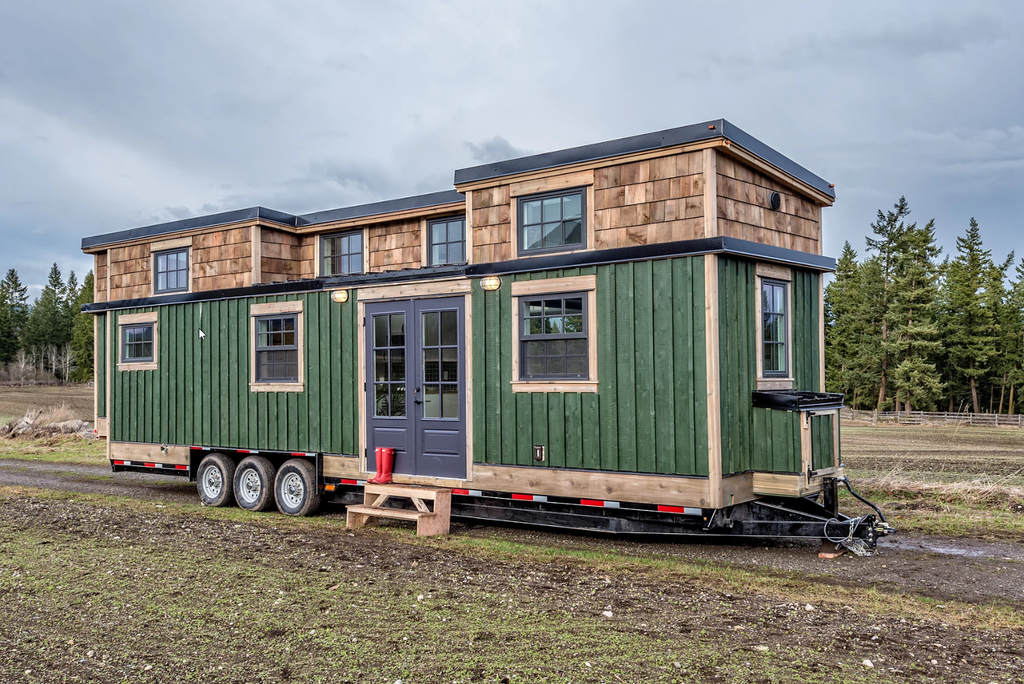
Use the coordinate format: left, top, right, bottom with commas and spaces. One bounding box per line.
0, 384, 94, 425
841, 425, 1024, 541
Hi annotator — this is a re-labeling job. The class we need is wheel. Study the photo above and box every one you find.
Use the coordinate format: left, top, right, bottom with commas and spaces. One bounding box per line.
274, 459, 321, 516
233, 456, 276, 512
197, 453, 236, 507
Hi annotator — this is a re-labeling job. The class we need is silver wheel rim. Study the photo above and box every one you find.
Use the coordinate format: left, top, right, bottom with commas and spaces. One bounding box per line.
202, 465, 223, 499
238, 468, 262, 505
280, 472, 305, 509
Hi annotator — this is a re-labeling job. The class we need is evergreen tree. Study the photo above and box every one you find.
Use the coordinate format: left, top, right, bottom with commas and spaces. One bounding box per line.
824, 242, 860, 396
1004, 259, 1024, 414
0, 286, 13, 363
888, 219, 943, 410
70, 271, 95, 382
0, 268, 29, 356
863, 197, 912, 409
944, 219, 999, 413
62, 270, 79, 334
22, 263, 72, 368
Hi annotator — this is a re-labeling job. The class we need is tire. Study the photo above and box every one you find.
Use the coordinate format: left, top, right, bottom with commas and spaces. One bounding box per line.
233, 456, 276, 512
274, 458, 321, 516
197, 453, 237, 507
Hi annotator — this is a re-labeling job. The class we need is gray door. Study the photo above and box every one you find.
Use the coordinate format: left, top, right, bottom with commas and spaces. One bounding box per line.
366, 297, 466, 479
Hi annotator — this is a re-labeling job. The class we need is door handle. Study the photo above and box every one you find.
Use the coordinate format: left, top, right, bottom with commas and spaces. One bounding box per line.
413, 387, 423, 405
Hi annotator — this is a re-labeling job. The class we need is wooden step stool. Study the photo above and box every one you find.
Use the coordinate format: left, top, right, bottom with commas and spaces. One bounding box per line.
345, 484, 452, 536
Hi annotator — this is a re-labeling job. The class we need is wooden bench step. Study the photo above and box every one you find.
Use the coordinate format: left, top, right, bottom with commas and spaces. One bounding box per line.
345, 505, 431, 522
363, 483, 449, 500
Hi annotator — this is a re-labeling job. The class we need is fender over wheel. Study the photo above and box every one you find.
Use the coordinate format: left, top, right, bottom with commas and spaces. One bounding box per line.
197, 453, 237, 507
274, 459, 321, 517
233, 456, 276, 512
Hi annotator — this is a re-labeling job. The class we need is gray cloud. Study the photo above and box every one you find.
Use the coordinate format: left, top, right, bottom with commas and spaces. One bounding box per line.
464, 136, 531, 163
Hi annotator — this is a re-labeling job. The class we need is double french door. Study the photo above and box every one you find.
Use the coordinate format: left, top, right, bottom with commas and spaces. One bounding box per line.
365, 297, 466, 479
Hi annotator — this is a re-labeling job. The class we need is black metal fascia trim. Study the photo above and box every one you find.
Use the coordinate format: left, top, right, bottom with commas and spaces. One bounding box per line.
81, 207, 298, 250
81, 279, 326, 313
454, 119, 836, 200
464, 236, 836, 277
319, 263, 467, 288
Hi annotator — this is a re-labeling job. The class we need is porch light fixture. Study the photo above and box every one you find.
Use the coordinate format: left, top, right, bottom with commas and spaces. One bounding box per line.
331, 289, 350, 303
480, 276, 502, 291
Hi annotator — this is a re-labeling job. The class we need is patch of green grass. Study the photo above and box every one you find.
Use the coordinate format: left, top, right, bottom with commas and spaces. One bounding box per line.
0, 435, 107, 466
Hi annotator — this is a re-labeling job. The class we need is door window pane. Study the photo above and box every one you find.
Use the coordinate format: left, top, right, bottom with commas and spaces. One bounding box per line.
373, 313, 406, 416
420, 308, 460, 419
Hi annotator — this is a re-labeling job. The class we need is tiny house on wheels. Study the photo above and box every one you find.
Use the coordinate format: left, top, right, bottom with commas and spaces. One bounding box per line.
82, 120, 890, 551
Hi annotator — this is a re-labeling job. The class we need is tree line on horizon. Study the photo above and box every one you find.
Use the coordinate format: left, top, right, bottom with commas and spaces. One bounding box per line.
825, 197, 1024, 415
0, 264, 94, 385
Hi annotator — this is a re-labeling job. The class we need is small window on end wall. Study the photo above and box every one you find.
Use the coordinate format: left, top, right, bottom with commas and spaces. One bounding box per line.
427, 216, 466, 266
518, 188, 585, 256
121, 324, 154, 363
154, 248, 188, 293
321, 231, 363, 276
762, 279, 788, 377
519, 294, 588, 379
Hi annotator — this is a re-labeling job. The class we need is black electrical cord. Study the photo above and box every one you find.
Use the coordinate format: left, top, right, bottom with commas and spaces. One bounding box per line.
838, 476, 888, 524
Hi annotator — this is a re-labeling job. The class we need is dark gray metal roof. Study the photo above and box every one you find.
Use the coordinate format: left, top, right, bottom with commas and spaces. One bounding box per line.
81, 190, 465, 250
453, 119, 835, 200
295, 189, 464, 226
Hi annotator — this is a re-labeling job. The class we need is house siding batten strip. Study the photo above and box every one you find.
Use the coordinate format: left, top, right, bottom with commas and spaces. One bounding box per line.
704, 254, 722, 507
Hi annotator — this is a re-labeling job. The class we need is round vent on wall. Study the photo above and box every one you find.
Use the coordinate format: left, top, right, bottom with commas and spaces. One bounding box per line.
768, 191, 781, 211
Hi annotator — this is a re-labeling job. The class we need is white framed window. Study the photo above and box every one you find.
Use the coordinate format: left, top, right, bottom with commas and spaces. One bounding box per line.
755, 263, 793, 390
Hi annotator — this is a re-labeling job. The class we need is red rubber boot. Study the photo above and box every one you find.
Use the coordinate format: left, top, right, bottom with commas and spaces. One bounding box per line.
368, 447, 393, 484
368, 447, 382, 482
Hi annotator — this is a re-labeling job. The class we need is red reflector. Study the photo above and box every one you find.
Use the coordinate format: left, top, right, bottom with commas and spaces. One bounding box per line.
238, 449, 250, 454
451, 489, 470, 495
190, 446, 202, 450
113, 460, 124, 465
657, 505, 687, 514
580, 499, 603, 507
175, 465, 188, 470
340, 479, 357, 485
511, 493, 533, 501
290, 453, 305, 457
144, 463, 157, 468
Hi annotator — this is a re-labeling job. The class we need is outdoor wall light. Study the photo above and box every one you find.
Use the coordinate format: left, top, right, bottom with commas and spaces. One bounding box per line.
331, 289, 350, 304
480, 276, 502, 291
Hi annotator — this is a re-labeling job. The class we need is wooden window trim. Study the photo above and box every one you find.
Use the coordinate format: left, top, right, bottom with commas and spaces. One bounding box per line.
249, 301, 304, 392
510, 275, 597, 393
509, 170, 596, 260
152, 246, 191, 296
117, 312, 158, 371
755, 266, 793, 390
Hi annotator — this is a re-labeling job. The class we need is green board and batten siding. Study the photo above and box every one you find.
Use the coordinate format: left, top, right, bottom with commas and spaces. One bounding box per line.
108, 292, 360, 455
718, 257, 822, 475
471, 256, 709, 477
96, 313, 107, 419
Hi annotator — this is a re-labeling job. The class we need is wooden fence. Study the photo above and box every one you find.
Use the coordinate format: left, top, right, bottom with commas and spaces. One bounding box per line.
840, 408, 1024, 428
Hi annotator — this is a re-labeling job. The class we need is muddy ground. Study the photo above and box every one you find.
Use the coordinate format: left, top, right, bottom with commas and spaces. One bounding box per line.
1, 459, 1023, 683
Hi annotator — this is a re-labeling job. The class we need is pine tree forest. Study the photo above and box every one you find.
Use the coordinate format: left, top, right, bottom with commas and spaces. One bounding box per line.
825, 197, 1024, 415
0, 263, 94, 385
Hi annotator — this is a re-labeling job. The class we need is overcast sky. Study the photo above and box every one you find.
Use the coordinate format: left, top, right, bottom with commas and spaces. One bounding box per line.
1, 1, 1022, 297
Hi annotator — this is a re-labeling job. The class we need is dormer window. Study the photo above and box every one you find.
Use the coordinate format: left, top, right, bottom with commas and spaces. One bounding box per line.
322, 231, 363, 276
154, 247, 189, 294
517, 188, 585, 256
